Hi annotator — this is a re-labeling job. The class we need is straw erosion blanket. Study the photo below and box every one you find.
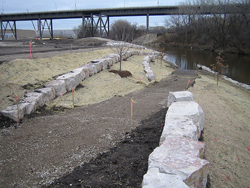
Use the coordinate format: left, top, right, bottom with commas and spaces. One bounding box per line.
189, 71, 250, 188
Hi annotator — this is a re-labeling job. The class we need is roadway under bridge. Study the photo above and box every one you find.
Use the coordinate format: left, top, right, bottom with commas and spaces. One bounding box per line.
0, 4, 249, 40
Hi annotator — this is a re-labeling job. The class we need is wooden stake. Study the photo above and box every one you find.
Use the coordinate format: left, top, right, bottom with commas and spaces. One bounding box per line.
29, 43, 32, 58
15, 95, 19, 123
72, 89, 74, 109
131, 99, 133, 125
186, 79, 190, 89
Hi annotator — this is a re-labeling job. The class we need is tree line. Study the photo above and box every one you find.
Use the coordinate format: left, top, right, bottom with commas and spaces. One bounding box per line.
73, 19, 147, 42
164, 0, 250, 54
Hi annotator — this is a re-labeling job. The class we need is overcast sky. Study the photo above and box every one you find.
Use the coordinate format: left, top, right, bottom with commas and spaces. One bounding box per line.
1, 0, 185, 30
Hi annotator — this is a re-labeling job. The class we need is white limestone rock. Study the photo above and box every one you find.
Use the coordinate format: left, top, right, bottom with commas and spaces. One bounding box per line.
1, 103, 29, 121
56, 72, 83, 92
148, 136, 209, 188
91, 60, 103, 72
142, 61, 150, 67
44, 80, 67, 97
160, 116, 199, 145
92, 58, 109, 70
80, 66, 90, 78
146, 71, 155, 81
82, 63, 97, 76
35, 87, 56, 103
142, 168, 189, 188
72, 67, 87, 79
144, 66, 152, 73
21, 92, 45, 114
167, 91, 194, 107
104, 57, 116, 66
104, 54, 120, 63
167, 101, 205, 136
143, 56, 151, 63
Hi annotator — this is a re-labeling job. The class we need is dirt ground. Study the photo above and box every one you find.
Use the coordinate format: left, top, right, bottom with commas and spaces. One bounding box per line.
0, 38, 250, 188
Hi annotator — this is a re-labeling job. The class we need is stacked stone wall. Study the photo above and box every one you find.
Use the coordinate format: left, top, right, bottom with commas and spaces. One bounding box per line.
142, 91, 209, 188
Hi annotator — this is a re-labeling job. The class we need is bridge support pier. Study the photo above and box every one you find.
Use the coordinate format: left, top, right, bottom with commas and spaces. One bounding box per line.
0, 20, 17, 40
81, 14, 109, 38
38, 18, 53, 40
146, 13, 149, 33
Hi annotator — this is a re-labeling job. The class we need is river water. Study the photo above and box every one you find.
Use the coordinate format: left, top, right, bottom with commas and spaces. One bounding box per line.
155, 46, 250, 85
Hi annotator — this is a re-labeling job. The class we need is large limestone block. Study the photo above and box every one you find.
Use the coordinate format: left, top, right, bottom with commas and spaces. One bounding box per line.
142, 61, 150, 67
44, 80, 67, 97
167, 91, 194, 107
148, 136, 209, 188
1, 103, 29, 121
146, 71, 155, 81
104, 54, 120, 63
168, 101, 205, 135
56, 72, 83, 91
144, 66, 152, 73
160, 116, 199, 145
82, 64, 97, 76
92, 58, 109, 70
142, 168, 189, 188
80, 67, 90, 78
35, 87, 56, 103
104, 57, 116, 66
72, 67, 87, 79
124, 51, 132, 58
21, 92, 45, 114
91, 60, 103, 72
143, 56, 151, 63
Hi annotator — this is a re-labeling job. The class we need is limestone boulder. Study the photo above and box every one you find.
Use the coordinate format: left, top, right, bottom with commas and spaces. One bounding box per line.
80, 67, 90, 78
167, 91, 194, 107
56, 72, 83, 92
82, 63, 97, 76
44, 80, 67, 97
148, 136, 209, 188
104, 57, 116, 66
146, 71, 155, 81
92, 58, 109, 70
144, 66, 152, 73
21, 92, 45, 114
1, 103, 29, 122
167, 101, 205, 136
142, 61, 150, 67
143, 56, 151, 63
91, 60, 103, 72
104, 54, 120, 63
160, 116, 199, 145
72, 67, 87, 79
35, 87, 56, 103
142, 168, 189, 188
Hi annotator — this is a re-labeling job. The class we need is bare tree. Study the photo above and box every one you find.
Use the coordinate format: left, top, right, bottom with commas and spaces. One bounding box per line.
108, 20, 137, 71
108, 41, 131, 71
109, 19, 137, 42
164, 0, 250, 53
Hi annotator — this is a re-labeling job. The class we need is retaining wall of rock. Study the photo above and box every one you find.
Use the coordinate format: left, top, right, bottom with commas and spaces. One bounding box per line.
142, 91, 209, 188
1, 48, 162, 122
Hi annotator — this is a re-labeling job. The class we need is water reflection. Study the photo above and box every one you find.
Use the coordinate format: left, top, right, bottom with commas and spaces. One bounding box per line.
156, 46, 250, 85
